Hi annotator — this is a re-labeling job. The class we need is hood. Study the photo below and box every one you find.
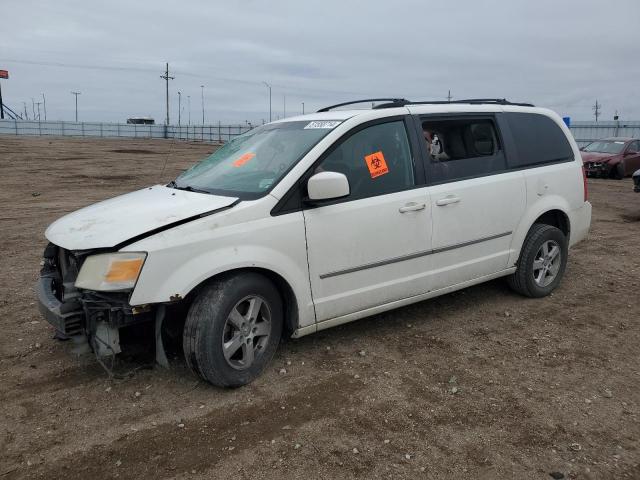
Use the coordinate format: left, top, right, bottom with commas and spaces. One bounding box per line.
46, 185, 238, 250
580, 151, 617, 163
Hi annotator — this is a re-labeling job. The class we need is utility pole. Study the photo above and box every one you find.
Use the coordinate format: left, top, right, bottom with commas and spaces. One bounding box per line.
262, 81, 272, 122
187, 95, 191, 125
592, 99, 601, 122
302, 102, 305, 115
71, 91, 81, 122
283, 95, 286, 118
23, 101, 28, 120
200, 85, 205, 125
35, 101, 42, 121
177, 91, 182, 127
447, 90, 453, 102
42, 93, 47, 121
31, 97, 36, 119
160, 63, 174, 125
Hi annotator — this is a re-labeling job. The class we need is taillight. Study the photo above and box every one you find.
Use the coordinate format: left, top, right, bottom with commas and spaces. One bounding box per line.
582, 165, 588, 202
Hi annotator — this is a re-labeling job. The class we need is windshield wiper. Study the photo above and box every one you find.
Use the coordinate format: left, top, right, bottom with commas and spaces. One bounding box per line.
166, 181, 213, 195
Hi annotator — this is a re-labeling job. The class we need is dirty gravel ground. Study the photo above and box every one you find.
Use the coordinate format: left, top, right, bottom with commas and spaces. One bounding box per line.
0, 136, 638, 480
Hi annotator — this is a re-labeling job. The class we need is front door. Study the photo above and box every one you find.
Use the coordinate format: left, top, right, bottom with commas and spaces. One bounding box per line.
303, 118, 432, 322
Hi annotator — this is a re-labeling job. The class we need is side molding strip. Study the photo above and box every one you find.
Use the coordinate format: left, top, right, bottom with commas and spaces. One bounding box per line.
319, 231, 512, 279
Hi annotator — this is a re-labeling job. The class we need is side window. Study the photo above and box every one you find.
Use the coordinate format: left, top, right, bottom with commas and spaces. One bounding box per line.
315, 120, 414, 200
505, 112, 574, 168
627, 141, 640, 154
420, 117, 506, 184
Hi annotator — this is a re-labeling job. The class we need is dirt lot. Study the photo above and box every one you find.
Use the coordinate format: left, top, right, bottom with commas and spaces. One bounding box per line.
0, 136, 638, 479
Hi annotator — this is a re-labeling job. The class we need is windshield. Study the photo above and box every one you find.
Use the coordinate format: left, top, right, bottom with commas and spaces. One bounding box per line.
583, 140, 626, 154
174, 120, 340, 198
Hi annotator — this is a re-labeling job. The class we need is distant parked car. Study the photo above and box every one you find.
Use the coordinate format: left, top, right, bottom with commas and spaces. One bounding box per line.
581, 137, 640, 179
633, 169, 640, 192
127, 117, 155, 125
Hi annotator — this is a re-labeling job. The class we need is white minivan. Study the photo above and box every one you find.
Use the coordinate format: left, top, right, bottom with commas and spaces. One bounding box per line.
37, 99, 592, 386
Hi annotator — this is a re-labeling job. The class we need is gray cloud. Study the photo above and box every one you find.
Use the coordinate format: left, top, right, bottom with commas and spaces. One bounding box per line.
2, 0, 639, 123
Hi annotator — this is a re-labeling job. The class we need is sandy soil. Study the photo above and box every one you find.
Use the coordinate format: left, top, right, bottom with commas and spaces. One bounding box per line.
0, 136, 638, 480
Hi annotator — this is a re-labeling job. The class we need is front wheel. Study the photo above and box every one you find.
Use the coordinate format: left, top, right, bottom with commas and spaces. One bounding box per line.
508, 224, 568, 298
183, 273, 283, 387
611, 162, 625, 180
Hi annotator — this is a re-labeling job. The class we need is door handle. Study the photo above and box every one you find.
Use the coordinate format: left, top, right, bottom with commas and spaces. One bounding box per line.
435, 195, 461, 206
399, 202, 426, 213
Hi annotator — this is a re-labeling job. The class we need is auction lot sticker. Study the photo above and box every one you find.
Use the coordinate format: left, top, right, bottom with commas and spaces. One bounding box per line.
304, 121, 342, 129
364, 151, 389, 178
233, 152, 255, 167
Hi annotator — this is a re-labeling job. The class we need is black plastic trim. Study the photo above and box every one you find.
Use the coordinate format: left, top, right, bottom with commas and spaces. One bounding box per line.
319, 231, 512, 279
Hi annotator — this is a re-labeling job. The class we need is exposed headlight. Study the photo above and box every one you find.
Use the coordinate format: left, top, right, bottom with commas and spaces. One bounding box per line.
75, 252, 147, 291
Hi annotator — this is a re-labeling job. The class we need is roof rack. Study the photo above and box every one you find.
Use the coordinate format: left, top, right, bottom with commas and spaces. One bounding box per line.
317, 97, 534, 112
317, 98, 410, 112
410, 98, 535, 107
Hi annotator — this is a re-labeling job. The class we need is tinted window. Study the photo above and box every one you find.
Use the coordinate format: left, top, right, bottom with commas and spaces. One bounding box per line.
421, 117, 506, 183
627, 141, 640, 153
506, 112, 574, 168
315, 121, 414, 200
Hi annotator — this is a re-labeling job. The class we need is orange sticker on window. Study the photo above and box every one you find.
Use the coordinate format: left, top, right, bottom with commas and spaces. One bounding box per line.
233, 152, 255, 167
364, 151, 389, 178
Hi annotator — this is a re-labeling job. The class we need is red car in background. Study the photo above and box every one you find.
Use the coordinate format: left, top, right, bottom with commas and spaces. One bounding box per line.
581, 137, 640, 179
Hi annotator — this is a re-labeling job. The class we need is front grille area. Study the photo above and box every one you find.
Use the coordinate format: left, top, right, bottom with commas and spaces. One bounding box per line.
41, 243, 85, 335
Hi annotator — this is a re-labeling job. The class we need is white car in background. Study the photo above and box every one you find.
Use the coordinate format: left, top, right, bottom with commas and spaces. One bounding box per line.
37, 98, 592, 387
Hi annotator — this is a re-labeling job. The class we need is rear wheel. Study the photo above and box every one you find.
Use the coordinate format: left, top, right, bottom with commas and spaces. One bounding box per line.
183, 273, 283, 387
508, 223, 568, 298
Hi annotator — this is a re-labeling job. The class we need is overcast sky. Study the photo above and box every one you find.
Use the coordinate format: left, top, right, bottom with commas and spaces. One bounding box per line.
2, 0, 639, 124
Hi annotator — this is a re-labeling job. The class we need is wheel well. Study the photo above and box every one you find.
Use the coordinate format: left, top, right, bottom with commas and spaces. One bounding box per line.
185, 267, 299, 336
533, 210, 570, 238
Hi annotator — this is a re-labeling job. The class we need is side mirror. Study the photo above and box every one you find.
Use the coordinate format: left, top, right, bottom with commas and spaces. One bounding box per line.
307, 171, 350, 201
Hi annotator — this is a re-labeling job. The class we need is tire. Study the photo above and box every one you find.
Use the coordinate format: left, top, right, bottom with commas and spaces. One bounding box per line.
183, 273, 283, 387
508, 223, 568, 298
611, 162, 624, 180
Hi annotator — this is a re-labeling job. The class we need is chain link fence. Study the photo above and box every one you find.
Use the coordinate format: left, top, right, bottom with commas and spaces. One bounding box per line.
0, 119, 252, 143
568, 120, 640, 147
2, 118, 639, 147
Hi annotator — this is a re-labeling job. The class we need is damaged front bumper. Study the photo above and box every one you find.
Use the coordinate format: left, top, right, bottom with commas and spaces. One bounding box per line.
583, 162, 611, 177
36, 244, 159, 365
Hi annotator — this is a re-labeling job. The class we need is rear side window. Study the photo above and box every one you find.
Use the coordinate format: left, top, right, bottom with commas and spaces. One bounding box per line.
315, 120, 415, 200
505, 112, 574, 168
421, 117, 506, 184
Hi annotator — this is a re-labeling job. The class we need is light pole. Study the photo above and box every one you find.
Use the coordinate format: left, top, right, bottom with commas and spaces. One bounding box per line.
187, 95, 191, 125
70, 92, 81, 122
200, 85, 205, 125
42, 93, 47, 121
283, 95, 286, 118
262, 81, 272, 122
177, 91, 182, 127
302, 102, 305, 115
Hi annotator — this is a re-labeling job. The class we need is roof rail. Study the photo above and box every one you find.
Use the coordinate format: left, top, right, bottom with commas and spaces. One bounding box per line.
409, 98, 535, 107
317, 98, 410, 112
317, 97, 534, 112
